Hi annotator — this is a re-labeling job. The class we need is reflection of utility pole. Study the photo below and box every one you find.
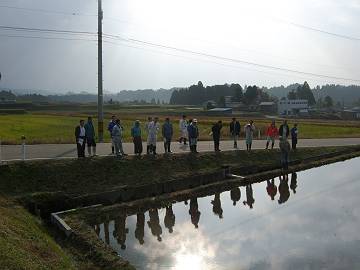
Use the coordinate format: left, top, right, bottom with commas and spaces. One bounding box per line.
98, 0, 104, 142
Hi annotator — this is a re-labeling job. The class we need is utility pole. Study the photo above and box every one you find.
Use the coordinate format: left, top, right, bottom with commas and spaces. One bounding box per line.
98, 0, 104, 142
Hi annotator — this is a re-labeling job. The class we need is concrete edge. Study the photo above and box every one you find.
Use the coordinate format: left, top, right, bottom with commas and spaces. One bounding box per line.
51, 204, 103, 237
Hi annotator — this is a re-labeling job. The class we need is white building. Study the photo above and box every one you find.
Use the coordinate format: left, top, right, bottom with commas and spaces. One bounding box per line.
278, 99, 309, 115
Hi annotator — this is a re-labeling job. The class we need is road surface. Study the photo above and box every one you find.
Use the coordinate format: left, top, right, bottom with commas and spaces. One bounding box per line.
1, 138, 360, 162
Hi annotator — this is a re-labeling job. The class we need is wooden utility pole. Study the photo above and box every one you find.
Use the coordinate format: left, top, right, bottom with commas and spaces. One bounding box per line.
98, 0, 104, 142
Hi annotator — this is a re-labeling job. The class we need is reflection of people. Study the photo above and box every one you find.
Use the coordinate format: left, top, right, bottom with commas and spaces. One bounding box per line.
147, 209, 162, 242
279, 137, 291, 171
104, 218, 110, 245
164, 205, 176, 233
94, 224, 100, 236
113, 214, 129, 250
266, 179, 278, 201
278, 175, 290, 204
135, 212, 145, 245
290, 172, 298, 194
189, 198, 201, 228
230, 187, 241, 206
243, 185, 255, 209
211, 193, 223, 218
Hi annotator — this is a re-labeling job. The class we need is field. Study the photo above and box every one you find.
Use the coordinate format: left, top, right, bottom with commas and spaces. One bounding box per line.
1, 104, 360, 144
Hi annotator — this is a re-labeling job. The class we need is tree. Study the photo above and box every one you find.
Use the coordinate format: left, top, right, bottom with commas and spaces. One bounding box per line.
244, 85, 259, 105
287, 90, 297, 100
230, 84, 243, 102
217, 96, 226, 107
151, 98, 156, 104
296, 81, 316, 105
324, 95, 333, 108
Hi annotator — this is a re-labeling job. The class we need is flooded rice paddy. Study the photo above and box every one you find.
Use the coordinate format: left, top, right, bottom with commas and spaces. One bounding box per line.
95, 158, 360, 270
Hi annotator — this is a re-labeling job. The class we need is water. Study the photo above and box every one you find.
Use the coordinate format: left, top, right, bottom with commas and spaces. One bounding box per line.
95, 158, 360, 270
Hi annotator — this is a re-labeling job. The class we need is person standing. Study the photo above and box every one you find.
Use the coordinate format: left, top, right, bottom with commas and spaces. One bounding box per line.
148, 117, 160, 155
162, 117, 174, 153
244, 120, 255, 152
279, 137, 291, 171
265, 120, 278, 150
291, 123, 298, 150
279, 120, 290, 139
188, 119, 199, 153
108, 115, 117, 154
75, 119, 86, 158
230, 118, 241, 149
266, 179, 277, 201
131, 120, 143, 156
145, 117, 153, 154
84, 116, 96, 156
112, 119, 126, 157
211, 120, 222, 152
179, 115, 188, 145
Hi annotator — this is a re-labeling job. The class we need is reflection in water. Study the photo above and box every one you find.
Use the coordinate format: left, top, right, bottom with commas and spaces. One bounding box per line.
230, 187, 241, 206
243, 184, 255, 209
95, 158, 360, 270
189, 198, 201, 229
147, 208, 162, 242
164, 204, 176, 233
113, 214, 128, 250
278, 175, 290, 205
211, 193, 223, 219
135, 212, 145, 245
291, 172, 298, 194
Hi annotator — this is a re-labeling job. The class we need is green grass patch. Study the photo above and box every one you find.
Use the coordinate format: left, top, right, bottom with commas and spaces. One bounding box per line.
1, 113, 360, 144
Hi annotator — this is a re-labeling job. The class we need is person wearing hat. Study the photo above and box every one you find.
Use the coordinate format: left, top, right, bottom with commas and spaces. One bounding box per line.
188, 118, 199, 153
131, 120, 143, 156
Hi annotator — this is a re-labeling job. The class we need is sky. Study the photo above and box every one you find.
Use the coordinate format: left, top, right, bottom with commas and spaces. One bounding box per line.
0, 0, 359, 93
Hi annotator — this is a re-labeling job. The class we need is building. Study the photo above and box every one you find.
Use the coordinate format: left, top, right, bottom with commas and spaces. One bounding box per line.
341, 107, 360, 120
278, 99, 309, 116
259, 101, 276, 113
206, 107, 233, 116
224, 96, 245, 109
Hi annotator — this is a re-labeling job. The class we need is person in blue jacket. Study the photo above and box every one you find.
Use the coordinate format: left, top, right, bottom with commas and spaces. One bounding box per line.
291, 123, 298, 150
162, 118, 174, 153
188, 119, 199, 153
108, 115, 117, 154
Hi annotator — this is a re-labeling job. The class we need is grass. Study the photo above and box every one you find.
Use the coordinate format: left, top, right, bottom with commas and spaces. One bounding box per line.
0, 195, 76, 270
1, 111, 360, 144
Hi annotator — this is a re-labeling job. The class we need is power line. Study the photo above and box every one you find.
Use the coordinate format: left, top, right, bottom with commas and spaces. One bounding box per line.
104, 33, 360, 83
0, 34, 97, 42
0, 25, 97, 36
0, 4, 96, 17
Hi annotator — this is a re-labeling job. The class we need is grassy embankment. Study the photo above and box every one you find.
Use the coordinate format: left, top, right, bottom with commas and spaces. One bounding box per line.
0, 195, 76, 270
1, 113, 360, 144
1, 146, 360, 270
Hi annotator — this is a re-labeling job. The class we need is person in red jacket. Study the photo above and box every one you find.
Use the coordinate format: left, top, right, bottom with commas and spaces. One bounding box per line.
266, 120, 279, 149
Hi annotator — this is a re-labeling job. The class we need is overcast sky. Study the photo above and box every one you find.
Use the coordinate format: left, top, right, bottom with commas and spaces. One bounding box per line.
0, 0, 359, 93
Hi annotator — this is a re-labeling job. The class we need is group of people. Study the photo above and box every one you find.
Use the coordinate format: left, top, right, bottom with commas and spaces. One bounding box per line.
94, 173, 297, 248
75, 115, 299, 162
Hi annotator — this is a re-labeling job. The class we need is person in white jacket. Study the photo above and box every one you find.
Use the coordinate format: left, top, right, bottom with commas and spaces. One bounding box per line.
147, 117, 160, 155
145, 117, 153, 154
112, 119, 126, 157
179, 115, 188, 145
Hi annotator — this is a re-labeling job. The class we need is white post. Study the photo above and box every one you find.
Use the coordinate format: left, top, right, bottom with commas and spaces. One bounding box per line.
21, 135, 26, 161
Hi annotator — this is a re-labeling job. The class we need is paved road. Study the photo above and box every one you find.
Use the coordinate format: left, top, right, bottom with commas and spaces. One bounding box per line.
1, 138, 360, 162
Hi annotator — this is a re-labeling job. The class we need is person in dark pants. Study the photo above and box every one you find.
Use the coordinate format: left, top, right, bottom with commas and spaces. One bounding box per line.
131, 120, 143, 156
84, 116, 96, 156
279, 137, 291, 171
230, 118, 241, 149
75, 119, 86, 158
279, 120, 290, 139
162, 117, 174, 153
211, 120, 222, 152
291, 123, 298, 150
188, 119, 199, 153
108, 115, 117, 154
